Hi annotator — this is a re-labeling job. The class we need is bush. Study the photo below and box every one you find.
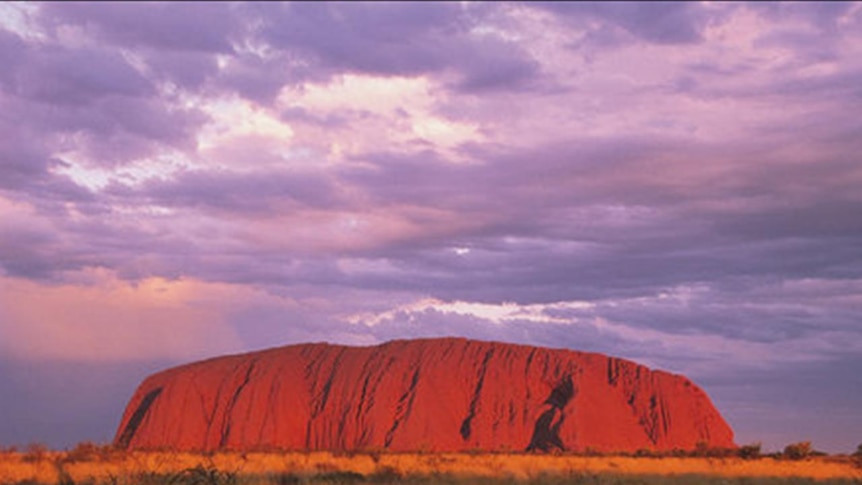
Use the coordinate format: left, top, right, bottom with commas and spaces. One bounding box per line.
178, 465, 236, 485
367, 466, 402, 483
783, 441, 813, 460
853, 444, 862, 467
64, 441, 116, 463
738, 442, 762, 460
691, 441, 735, 458
270, 473, 302, 485
22, 443, 49, 463
315, 471, 366, 483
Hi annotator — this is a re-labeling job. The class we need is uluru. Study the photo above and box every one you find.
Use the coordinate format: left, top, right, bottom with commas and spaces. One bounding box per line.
114, 338, 735, 453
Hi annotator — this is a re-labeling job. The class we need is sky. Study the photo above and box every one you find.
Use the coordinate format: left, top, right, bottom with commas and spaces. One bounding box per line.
0, 2, 860, 454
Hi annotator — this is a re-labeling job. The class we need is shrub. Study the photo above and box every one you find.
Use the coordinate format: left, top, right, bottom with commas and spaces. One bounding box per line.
691, 441, 735, 458
315, 470, 366, 483
22, 443, 49, 463
738, 442, 762, 460
783, 441, 813, 460
65, 441, 113, 462
581, 446, 604, 457
173, 465, 237, 485
271, 473, 302, 485
853, 444, 862, 467
634, 448, 655, 457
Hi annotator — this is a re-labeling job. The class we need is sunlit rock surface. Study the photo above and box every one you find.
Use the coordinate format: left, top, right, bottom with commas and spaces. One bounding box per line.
115, 338, 735, 452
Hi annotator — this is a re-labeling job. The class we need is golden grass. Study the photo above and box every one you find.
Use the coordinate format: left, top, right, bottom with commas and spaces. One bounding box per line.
1, 450, 860, 484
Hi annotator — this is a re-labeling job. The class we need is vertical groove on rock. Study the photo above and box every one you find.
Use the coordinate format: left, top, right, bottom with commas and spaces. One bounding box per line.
660, 391, 671, 438
205, 372, 229, 445
525, 348, 536, 377
354, 369, 373, 436
260, 359, 283, 444
459, 348, 494, 441
305, 347, 346, 448
384, 365, 421, 447
219, 360, 257, 447
607, 358, 619, 385
644, 393, 659, 444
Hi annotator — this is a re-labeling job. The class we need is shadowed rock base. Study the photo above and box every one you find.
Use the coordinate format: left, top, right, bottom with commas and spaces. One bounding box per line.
115, 338, 735, 452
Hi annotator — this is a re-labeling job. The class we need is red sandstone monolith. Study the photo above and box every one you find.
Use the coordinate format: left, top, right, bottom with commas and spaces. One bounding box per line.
115, 338, 735, 452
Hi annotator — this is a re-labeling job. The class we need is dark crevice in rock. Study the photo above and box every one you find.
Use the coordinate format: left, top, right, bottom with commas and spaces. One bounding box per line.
607, 358, 619, 386
116, 387, 163, 449
460, 348, 494, 441
526, 375, 575, 452
384, 366, 421, 447
219, 361, 256, 447
304, 348, 346, 448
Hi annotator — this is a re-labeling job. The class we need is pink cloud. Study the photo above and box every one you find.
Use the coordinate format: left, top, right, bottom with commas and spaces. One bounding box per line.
0, 269, 244, 361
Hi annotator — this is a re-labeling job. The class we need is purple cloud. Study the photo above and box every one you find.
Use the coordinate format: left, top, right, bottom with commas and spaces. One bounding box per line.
0, 2, 861, 454
259, 3, 540, 93
534, 2, 714, 45
12, 46, 153, 105
40, 3, 238, 53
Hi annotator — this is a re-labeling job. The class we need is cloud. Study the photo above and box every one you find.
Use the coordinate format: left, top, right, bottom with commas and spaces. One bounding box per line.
0, 270, 246, 361
115, 167, 343, 214
11, 46, 153, 105
40, 3, 238, 53
1, 2, 862, 453
259, 3, 540, 93
346, 287, 862, 374
533, 2, 715, 45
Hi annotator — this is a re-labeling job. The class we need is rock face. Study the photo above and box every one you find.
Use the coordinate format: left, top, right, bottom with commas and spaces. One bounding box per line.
115, 338, 735, 452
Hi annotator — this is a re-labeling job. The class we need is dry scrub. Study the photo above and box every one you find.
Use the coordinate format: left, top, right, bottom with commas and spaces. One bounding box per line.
1, 448, 860, 485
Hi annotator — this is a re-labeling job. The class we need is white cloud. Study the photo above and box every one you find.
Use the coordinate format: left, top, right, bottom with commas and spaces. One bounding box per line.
279, 74, 481, 158
346, 297, 594, 327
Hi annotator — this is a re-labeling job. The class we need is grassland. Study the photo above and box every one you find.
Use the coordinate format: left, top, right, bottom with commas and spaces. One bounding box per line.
1, 447, 860, 485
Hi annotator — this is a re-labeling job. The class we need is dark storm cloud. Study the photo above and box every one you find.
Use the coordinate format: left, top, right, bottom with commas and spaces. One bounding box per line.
24, 3, 544, 104
142, 50, 220, 90
0, 40, 206, 193
40, 2, 237, 53
581, 279, 862, 343
534, 2, 712, 45
332, 130, 862, 316
0, 208, 131, 281
0, 120, 52, 188
0, 102, 92, 205
215, 50, 316, 103
0, 28, 25, 85
11, 45, 153, 105
259, 2, 540, 93
261, 2, 461, 74
8, 94, 207, 169
0, 225, 65, 280
749, 2, 855, 32
40, 3, 241, 96
113, 168, 344, 214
